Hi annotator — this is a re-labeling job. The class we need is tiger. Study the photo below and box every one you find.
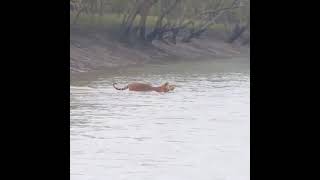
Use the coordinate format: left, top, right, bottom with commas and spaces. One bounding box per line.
113, 82, 175, 92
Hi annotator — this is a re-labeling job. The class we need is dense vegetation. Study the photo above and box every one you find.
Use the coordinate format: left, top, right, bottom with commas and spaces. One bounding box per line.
70, 0, 250, 45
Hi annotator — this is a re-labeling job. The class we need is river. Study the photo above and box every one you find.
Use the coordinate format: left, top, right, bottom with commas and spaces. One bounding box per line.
70, 58, 250, 180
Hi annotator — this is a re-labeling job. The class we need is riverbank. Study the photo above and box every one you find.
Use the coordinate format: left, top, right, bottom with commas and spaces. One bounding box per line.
70, 28, 250, 75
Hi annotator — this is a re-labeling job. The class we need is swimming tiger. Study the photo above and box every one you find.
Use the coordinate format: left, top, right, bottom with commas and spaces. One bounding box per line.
113, 82, 175, 92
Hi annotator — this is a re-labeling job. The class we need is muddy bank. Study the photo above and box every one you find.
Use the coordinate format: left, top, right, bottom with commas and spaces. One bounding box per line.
70, 30, 249, 74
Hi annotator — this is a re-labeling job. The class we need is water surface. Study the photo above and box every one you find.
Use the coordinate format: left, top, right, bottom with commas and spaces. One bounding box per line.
70, 58, 250, 180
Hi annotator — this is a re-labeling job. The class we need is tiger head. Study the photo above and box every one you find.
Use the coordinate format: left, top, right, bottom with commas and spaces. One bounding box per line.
161, 82, 175, 92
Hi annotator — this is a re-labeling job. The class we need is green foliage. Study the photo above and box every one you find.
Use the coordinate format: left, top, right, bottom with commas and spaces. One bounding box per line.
70, 0, 249, 41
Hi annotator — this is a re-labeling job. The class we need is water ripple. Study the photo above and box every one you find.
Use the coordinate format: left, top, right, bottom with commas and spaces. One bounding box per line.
71, 60, 250, 180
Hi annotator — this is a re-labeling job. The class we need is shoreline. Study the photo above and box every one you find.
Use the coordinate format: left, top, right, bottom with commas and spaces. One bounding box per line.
70, 31, 250, 76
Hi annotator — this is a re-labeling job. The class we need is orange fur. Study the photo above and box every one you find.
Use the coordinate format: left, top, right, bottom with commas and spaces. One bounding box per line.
113, 82, 174, 92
